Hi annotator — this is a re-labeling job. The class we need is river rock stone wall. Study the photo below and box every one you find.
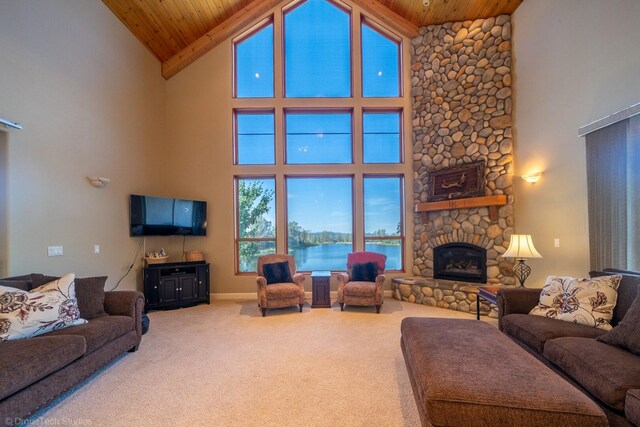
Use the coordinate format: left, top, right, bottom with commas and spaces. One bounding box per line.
410, 15, 516, 289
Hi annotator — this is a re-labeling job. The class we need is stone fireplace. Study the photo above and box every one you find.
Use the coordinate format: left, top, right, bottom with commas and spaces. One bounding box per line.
393, 14, 517, 318
434, 243, 487, 283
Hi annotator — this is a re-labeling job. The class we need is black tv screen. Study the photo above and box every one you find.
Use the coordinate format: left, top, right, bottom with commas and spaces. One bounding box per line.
130, 194, 207, 236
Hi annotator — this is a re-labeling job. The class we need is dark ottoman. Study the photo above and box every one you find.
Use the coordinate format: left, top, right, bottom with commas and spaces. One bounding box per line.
400, 318, 607, 427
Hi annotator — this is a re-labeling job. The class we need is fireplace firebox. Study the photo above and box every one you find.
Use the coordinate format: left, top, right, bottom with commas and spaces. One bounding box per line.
433, 243, 487, 283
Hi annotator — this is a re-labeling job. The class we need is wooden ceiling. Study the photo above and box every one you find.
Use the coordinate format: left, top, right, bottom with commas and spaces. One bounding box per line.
103, 0, 523, 79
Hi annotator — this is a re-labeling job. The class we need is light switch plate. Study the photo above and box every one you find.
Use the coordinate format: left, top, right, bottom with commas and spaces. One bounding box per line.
48, 246, 63, 256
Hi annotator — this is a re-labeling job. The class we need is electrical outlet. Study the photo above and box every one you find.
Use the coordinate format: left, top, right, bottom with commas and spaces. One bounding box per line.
94, 244, 100, 254
48, 246, 63, 257
554, 238, 560, 248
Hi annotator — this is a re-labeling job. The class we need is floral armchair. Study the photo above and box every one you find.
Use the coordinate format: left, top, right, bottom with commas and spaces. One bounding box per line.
337, 251, 387, 313
256, 254, 306, 317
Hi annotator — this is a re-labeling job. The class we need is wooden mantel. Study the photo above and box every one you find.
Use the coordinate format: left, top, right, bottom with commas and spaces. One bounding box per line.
415, 195, 507, 220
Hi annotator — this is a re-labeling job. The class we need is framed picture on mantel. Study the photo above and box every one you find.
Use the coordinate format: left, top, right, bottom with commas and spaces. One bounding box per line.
427, 161, 486, 201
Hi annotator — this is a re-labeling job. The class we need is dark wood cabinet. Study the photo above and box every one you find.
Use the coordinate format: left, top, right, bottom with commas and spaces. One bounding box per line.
143, 261, 210, 311
311, 271, 331, 308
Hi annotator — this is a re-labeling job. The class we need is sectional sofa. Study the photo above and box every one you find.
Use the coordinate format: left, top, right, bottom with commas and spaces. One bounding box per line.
0, 274, 144, 424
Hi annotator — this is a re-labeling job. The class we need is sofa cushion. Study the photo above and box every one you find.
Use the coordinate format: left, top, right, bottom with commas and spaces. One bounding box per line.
0, 335, 86, 400
544, 337, 640, 411
0, 273, 87, 341
626, 389, 640, 426
75, 276, 107, 319
590, 270, 640, 326
40, 315, 133, 354
597, 292, 640, 355
344, 281, 376, 297
530, 275, 621, 330
501, 313, 605, 355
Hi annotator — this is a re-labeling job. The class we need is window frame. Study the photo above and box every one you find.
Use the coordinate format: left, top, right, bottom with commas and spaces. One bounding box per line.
234, 175, 278, 275
282, 0, 354, 99
232, 16, 275, 99
284, 174, 356, 272
283, 108, 355, 165
360, 16, 404, 99
362, 108, 404, 164
363, 174, 405, 272
233, 108, 276, 165
231, 0, 409, 276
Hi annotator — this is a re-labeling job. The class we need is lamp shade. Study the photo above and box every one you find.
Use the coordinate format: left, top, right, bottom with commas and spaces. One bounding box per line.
503, 234, 542, 259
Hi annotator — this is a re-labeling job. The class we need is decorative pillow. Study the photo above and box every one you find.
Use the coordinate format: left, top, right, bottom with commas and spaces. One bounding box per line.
351, 262, 378, 282
75, 276, 107, 319
0, 273, 87, 341
263, 262, 293, 285
529, 275, 622, 330
597, 292, 640, 355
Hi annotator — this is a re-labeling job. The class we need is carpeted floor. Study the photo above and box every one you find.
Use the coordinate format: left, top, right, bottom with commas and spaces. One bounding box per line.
35, 299, 497, 426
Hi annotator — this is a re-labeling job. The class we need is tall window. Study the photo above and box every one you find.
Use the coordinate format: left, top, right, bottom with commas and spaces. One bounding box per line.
235, 177, 276, 272
234, 110, 275, 165
285, 111, 352, 164
364, 176, 404, 270
232, 0, 407, 273
234, 21, 274, 98
287, 177, 354, 270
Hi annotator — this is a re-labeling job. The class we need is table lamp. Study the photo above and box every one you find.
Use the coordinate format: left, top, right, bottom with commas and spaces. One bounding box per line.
503, 234, 542, 287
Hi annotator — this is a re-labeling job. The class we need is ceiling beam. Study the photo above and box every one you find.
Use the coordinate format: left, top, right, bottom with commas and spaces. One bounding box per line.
161, 0, 282, 79
349, 0, 419, 39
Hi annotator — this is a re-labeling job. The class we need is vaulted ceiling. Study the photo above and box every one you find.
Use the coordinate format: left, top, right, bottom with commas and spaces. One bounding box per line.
103, 0, 523, 79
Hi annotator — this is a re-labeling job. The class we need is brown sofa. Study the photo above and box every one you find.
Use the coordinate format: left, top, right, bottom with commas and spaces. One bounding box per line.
497, 269, 640, 426
0, 274, 144, 424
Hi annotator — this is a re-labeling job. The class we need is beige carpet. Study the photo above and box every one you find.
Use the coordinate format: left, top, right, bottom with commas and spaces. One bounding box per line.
36, 299, 497, 426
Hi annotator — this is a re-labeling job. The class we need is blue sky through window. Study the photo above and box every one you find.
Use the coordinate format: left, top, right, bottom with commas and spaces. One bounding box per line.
363, 111, 400, 163
284, 0, 351, 97
236, 112, 274, 164
362, 22, 399, 97
287, 177, 352, 233
286, 112, 352, 164
236, 23, 274, 98
364, 177, 401, 236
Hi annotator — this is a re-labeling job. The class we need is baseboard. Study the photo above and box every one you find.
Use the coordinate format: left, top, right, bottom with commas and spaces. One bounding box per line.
211, 290, 394, 301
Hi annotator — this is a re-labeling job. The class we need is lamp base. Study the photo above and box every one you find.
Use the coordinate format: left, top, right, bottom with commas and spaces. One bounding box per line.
513, 259, 531, 287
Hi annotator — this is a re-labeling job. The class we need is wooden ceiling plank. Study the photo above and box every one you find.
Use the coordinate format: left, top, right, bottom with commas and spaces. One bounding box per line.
163, 0, 200, 42
137, 0, 187, 54
162, 0, 282, 79
349, 0, 419, 38
103, 0, 172, 61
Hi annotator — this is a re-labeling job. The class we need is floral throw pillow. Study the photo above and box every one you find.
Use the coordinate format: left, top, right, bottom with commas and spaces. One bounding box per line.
0, 273, 87, 341
529, 275, 622, 330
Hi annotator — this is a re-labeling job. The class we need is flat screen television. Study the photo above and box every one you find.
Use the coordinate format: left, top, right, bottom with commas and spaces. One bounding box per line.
130, 194, 207, 236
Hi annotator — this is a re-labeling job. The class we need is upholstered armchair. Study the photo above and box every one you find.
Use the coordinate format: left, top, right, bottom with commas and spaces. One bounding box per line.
256, 254, 306, 317
337, 251, 386, 313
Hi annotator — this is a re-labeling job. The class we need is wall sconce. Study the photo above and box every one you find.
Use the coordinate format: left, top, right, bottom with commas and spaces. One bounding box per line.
87, 176, 111, 188
522, 172, 543, 184
0, 118, 23, 132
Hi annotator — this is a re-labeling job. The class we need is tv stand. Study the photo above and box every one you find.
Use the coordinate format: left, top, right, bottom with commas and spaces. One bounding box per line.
143, 261, 210, 311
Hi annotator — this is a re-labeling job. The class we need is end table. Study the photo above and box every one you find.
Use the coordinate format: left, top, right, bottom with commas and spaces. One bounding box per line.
311, 271, 331, 308
476, 285, 501, 320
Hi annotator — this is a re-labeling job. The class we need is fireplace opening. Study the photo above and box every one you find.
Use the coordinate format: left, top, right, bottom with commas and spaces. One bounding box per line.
433, 242, 487, 283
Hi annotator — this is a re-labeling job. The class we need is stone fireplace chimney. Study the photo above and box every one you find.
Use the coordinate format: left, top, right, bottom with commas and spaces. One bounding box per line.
411, 15, 516, 287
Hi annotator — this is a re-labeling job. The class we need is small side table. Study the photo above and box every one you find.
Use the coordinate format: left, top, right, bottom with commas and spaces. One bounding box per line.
311, 271, 331, 308
476, 285, 501, 320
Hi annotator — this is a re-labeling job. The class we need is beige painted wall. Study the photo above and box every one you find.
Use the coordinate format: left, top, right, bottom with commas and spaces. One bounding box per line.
0, 132, 7, 277
164, 4, 414, 295
512, 0, 640, 286
0, 0, 167, 290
